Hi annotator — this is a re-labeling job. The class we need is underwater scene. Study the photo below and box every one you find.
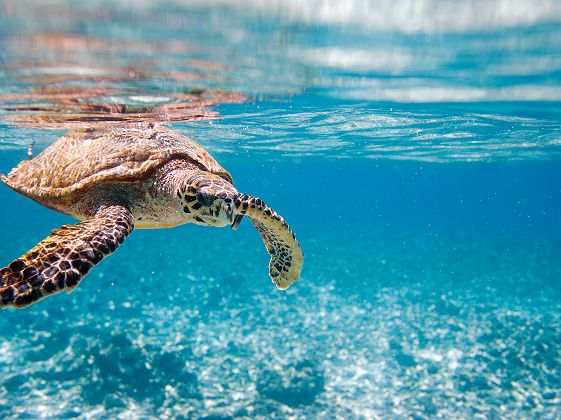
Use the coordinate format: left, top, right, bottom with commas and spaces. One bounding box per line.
0, 0, 560, 418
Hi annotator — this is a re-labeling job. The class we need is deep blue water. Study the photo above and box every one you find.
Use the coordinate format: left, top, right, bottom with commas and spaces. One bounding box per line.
1, 1, 561, 418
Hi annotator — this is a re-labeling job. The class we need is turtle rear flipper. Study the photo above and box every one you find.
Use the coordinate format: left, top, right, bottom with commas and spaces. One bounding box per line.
236, 194, 303, 289
0, 205, 133, 308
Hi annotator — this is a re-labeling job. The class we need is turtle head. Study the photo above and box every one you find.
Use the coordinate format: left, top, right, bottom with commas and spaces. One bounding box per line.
180, 171, 244, 228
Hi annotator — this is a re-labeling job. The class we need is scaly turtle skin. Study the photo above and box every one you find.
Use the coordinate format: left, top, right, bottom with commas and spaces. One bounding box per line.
0, 124, 303, 308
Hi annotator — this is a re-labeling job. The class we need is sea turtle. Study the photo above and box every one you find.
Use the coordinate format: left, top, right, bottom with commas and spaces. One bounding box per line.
0, 124, 303, 308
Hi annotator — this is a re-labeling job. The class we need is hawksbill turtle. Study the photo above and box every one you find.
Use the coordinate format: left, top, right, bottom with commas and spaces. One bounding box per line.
0, 124, 303, 308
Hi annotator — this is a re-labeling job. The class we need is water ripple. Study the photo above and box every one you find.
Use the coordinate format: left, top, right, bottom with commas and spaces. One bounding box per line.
179, 101, 561, 162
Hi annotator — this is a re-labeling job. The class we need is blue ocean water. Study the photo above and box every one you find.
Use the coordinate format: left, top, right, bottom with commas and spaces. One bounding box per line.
1, 1, 561, 418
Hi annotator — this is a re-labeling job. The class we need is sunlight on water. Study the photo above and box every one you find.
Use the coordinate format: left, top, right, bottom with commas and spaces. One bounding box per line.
2, 1, 561, 161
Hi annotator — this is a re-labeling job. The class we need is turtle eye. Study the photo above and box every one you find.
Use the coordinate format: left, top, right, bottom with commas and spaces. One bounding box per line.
196, 192, 215, 207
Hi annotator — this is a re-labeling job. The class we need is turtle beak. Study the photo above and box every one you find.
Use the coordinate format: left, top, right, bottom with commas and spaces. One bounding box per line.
231, 214, 244, 230
216, 199, 243, 229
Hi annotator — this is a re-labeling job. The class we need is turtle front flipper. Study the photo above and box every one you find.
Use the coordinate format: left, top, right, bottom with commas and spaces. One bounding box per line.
0, 205, 133, 308
235, 194, 303, 289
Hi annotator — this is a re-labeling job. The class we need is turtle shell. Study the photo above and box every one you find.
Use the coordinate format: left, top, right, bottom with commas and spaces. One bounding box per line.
2, 124, 232, 199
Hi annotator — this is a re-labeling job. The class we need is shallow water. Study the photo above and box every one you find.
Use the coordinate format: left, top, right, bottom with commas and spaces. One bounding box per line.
1, 1, 561, 418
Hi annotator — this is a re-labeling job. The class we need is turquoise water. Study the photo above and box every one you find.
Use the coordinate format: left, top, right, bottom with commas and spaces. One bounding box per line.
1, 1, 561, 418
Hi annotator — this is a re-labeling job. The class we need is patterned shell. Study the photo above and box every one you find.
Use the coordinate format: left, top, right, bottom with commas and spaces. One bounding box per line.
2, 124, 232, 198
